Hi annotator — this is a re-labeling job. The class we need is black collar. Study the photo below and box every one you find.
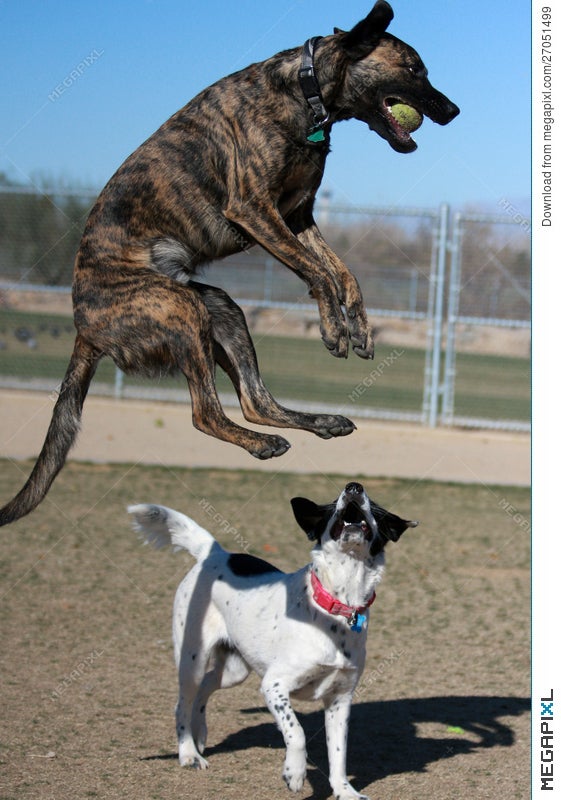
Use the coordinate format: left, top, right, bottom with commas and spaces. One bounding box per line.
298, 37, 330, 143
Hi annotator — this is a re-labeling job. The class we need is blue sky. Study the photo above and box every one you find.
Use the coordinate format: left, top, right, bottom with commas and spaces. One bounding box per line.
0, 0, 529, 211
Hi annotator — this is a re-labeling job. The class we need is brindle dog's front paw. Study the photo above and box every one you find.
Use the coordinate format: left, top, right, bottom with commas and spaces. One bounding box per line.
321, 325, 349, 359
347, 306, 375, 359
351, 333, 375, 359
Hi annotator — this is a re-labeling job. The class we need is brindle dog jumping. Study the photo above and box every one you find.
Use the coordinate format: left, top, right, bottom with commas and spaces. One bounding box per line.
0, 0, 458, 526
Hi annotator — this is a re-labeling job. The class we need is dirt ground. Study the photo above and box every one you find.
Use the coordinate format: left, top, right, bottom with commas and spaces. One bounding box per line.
0, 391, 530, 799
0, 390, 530, 487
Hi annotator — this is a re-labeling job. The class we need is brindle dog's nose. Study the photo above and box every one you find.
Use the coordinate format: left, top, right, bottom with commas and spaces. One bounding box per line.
444, 99, 460, 122
345, 482, 364, 495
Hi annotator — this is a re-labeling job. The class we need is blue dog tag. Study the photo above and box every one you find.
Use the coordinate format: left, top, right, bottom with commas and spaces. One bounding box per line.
350, 613, 367, 632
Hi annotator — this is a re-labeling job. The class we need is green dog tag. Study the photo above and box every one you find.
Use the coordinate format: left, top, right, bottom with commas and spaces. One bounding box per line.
307, 129, 325, 143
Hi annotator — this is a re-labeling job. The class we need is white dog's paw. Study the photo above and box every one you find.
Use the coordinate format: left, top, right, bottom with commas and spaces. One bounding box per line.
332, 780, 370, 800
282, 751, 307, 792
282, 768, 305, 793
178, 749, 209, 770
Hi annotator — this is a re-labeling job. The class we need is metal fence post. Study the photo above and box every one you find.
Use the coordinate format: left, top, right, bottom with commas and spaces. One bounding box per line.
421, 212, 439, 424
424, 203, 449, 427
114, 367, 124, 399
441, 212, 463, 425
408, 267, 418, 314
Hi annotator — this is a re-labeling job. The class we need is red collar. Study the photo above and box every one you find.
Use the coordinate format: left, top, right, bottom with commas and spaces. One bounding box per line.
310, 569, 376, 624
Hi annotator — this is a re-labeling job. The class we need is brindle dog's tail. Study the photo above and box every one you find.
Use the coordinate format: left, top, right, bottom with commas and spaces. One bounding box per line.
0, 335, 100, 526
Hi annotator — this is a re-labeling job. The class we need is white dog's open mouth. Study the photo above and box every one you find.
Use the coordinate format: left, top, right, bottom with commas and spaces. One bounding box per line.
331, 501, 374, 542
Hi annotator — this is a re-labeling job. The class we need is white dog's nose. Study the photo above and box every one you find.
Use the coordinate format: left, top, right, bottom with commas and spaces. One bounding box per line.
344, 482, 364, 496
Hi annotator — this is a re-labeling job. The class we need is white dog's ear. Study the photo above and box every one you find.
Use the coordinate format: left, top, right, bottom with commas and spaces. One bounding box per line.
370, 501, 418, 543
291, 497, 333, 541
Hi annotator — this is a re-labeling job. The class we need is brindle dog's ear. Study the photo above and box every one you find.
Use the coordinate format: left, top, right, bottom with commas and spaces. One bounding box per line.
291, 497, 334, 542
339, 0, 394, 60
370, 501, 418, 543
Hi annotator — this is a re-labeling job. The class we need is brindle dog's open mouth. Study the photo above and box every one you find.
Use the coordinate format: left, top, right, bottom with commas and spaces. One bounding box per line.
381, 96, 423, 151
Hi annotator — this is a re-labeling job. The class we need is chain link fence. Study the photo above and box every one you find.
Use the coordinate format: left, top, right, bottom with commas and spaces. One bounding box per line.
0, 186, 530, 430
441, 210, 530, 429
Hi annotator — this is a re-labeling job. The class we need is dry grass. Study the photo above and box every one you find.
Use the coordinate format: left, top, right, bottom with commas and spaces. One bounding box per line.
0, 461, 530, 799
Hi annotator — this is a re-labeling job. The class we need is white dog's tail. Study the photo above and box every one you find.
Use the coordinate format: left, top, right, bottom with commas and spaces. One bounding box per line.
128, 504, 215, 562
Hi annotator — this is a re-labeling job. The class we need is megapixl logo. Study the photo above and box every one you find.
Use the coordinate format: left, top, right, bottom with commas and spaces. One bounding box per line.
540, 690, 554, 791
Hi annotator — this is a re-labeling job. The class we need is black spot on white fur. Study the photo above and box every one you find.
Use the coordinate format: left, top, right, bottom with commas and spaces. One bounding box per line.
227, 553, 282, 577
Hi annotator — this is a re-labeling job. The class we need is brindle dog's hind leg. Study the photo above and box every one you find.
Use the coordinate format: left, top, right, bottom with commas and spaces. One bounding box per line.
190, 282, 356, 440
175, 291, 291, 459
90, 279, 291, 460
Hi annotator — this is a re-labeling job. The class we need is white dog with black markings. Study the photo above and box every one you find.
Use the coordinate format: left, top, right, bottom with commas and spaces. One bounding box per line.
129, 482, 417, 800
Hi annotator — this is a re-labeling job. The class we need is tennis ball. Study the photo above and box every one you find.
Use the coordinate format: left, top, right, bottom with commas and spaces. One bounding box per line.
389, 103, 423, 133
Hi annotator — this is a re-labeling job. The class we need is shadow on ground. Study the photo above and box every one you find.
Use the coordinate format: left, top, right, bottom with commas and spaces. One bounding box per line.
142, 694, 529, 797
